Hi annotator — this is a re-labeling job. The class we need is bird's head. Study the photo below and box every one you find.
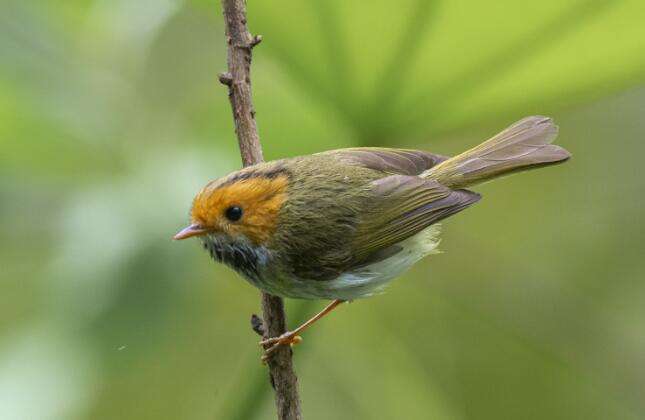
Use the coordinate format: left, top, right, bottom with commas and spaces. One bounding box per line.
174, 169, 289, 246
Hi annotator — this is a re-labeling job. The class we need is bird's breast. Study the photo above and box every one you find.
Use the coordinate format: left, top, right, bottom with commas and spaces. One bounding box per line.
202, 235, 270, 283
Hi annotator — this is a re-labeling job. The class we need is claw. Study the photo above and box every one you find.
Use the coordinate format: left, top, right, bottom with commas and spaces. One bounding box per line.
259, 332, 303, 362
260, 331, 301, 347
290, 335, 303, 346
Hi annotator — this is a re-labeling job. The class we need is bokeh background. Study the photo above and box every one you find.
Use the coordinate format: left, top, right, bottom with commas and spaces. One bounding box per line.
2, 1, 645, 419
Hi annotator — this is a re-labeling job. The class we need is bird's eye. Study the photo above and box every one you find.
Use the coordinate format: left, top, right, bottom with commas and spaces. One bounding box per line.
224, 205, 243, 222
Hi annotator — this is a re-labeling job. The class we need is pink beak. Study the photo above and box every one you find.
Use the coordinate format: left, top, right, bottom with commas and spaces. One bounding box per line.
173, 224, 209, 240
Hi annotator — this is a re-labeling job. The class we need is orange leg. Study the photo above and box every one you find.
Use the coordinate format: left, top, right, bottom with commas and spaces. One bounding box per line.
260, 299, 345, 360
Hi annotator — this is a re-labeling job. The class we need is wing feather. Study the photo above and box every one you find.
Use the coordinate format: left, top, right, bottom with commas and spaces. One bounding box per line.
320, 147, 447, 176
350, 175, 480, 265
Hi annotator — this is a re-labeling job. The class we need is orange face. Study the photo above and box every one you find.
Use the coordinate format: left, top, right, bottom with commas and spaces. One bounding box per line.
182, 174, 288, 245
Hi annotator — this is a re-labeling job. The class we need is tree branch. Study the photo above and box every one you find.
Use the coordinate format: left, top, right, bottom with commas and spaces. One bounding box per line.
219, 1, 302, 419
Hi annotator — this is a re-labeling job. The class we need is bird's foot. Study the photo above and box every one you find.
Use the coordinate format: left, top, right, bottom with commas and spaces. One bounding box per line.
260, 331, 303, 362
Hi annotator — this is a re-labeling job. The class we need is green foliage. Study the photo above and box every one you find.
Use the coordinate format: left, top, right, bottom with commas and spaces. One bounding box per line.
1, 1, 644, 419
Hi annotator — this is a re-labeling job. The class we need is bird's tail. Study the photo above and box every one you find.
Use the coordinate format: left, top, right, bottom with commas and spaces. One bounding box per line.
422, 116, 571, 189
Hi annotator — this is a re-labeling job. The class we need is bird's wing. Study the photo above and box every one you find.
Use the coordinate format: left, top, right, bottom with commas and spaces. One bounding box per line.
349, 175, 481, 266
319, 147, 448, 176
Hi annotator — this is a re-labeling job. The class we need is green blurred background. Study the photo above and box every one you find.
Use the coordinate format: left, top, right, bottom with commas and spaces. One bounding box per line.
2, 1, 644, 419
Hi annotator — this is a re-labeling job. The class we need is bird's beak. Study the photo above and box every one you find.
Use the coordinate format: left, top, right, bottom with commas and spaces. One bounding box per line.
173, 223, 209, 240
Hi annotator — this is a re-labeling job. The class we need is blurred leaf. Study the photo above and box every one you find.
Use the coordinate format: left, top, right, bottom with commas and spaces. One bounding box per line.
248, 0, 645, 142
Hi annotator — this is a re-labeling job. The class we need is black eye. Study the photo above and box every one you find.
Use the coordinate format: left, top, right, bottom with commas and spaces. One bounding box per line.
224, 206, 243, 222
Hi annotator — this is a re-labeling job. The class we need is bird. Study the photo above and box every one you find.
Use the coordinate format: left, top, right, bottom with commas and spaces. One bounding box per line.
174, 116, 570, 360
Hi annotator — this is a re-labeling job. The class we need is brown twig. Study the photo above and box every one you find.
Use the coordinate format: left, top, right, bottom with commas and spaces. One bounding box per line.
219, 1, 302, 419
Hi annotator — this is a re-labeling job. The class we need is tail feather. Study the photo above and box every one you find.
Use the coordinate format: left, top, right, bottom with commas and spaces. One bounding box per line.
422, 116, 570, 188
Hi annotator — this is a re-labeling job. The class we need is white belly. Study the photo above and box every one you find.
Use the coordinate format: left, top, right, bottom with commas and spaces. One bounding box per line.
290, 224, 442, 300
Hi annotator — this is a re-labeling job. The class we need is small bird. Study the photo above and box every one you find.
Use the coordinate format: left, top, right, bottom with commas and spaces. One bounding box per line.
174, 116, 570, 359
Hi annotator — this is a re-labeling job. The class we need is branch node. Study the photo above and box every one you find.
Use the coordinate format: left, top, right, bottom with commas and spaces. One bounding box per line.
250, 34, 263, 48
251, 313, 266, 336
218, 72, 233, 86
